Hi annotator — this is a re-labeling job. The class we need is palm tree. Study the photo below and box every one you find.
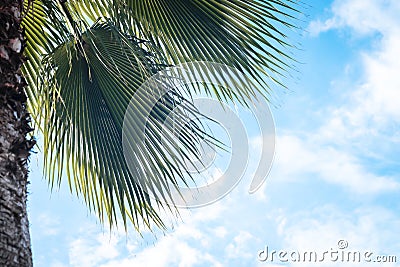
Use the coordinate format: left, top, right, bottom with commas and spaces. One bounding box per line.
0, 0, 299, 265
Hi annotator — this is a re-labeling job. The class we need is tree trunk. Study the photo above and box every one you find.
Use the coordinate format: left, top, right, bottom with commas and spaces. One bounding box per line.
0, 0, 35, 266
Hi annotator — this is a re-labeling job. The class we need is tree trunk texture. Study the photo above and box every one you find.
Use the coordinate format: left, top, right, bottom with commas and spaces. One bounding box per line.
0, 0, 35, 266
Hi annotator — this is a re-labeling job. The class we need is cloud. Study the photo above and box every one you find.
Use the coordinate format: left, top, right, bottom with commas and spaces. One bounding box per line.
69, 231, 120, 267
98, 237, 203, 267
67, 203, 228, 267
212, 226, 228, 238
308, 0, 400, 129
273, 134, 400, 194
277, 205, 400, 266
354, 36, 400, 124
34, 213, 60, 236
282, 0, 400, 195
225, 231, 255, 259
308, 0, 400, 36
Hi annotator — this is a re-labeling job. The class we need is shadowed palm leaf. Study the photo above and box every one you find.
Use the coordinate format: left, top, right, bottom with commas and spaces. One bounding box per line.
21, 0, 299, 230
73, 0, 300, 102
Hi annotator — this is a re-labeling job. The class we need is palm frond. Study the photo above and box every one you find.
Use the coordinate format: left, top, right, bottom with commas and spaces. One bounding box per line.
127, 0, 300, 103
22, 0, 73, 128
20, 0, 301, 230
26, 17, 211, 228
59, 0, 301, 103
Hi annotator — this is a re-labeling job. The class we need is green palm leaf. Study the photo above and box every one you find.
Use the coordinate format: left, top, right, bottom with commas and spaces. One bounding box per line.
22, 0, 72, 127
20, 0, 300, 230
66, 0, 300, 103
25, 12, 212, 228
125, 0, 299, 102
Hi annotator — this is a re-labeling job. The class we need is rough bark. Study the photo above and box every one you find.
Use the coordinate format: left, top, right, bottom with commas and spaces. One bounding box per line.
0, 0, 35, 266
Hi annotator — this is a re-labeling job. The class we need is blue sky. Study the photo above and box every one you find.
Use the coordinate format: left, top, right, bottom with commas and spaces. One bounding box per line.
28, 1, 400, 266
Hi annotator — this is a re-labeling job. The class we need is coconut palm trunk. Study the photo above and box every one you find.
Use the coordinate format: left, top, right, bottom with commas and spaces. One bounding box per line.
0, 0, 34, 266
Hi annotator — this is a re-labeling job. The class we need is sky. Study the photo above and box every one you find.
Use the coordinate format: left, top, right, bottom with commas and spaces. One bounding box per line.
27, 0, 400, 266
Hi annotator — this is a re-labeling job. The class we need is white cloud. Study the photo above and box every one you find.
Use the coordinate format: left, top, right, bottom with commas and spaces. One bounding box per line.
213, 226, 228, 238
273, 134, 400, 194
277, 205, 400, 267
225, 231, 255, 259
35, 213, 60, 236
308, 0, 400, 36
321, 37, 400, 150
356, 35, 400, 123
69, 229, 120, 267
99, 237, 202, 267
308, 0, 400, 129
282, 0, 400, 194
67, 203, 227, 267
